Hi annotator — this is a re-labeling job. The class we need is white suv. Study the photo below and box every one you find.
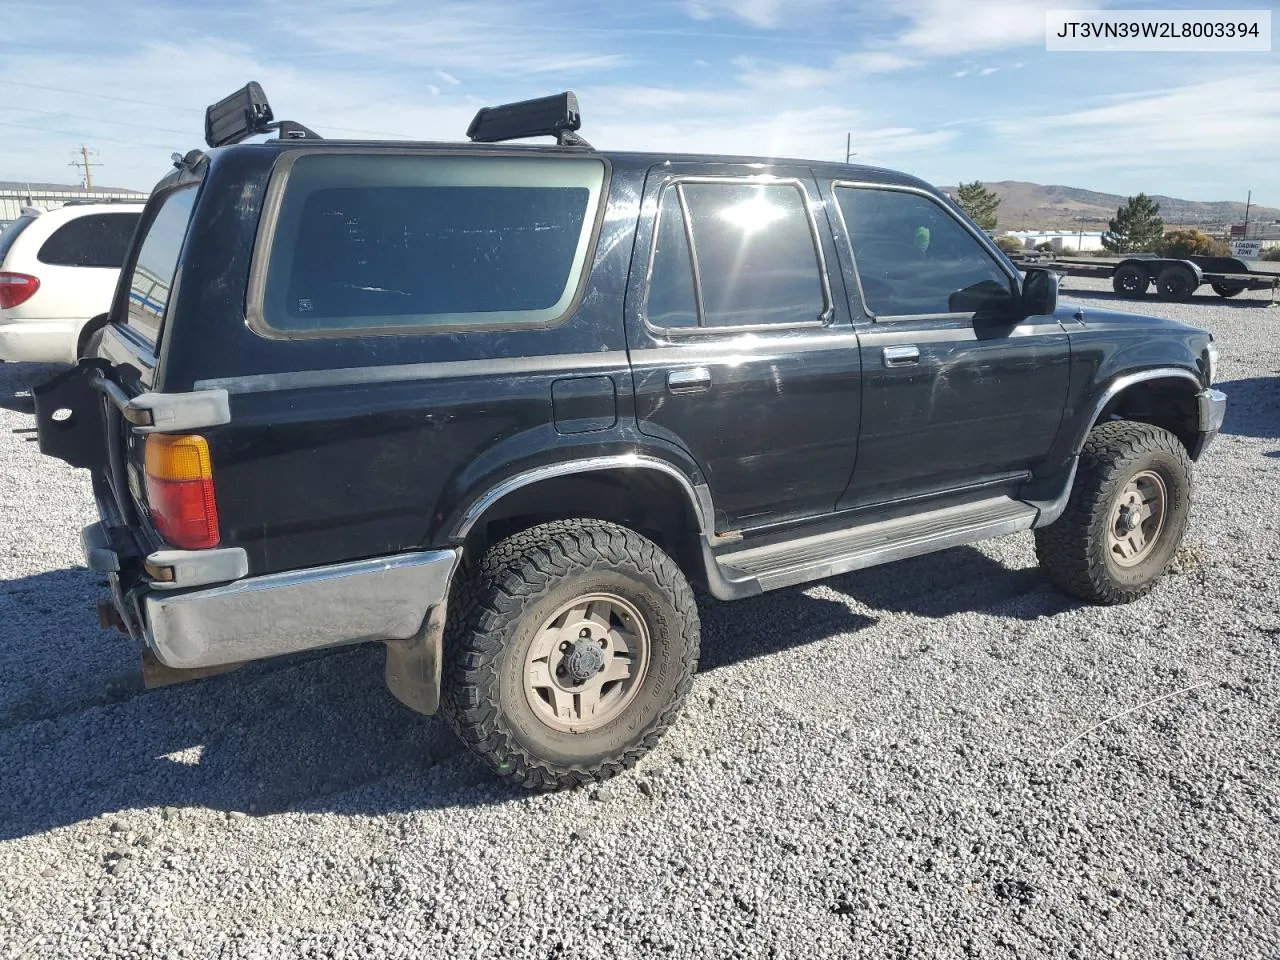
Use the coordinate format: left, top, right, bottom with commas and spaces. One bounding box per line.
0, 201, 145, 364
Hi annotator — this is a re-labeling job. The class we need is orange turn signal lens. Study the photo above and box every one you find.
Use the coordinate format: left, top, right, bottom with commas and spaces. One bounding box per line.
144, 434, 213, 482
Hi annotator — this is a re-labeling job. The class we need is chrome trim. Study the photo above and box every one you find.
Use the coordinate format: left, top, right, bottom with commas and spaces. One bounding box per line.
1198, 388, 1227, 435
144, 549, 460, 669
667, 367, 711, 392
1205, 342, 1219, 387
454, 454, 713, 539
193, 351, 631, 395
829, 180, 1020, 323
882, 344, 919, 367
1076, 367, 1203, 454
640, 173, 835, 334
146, 547, 249, 590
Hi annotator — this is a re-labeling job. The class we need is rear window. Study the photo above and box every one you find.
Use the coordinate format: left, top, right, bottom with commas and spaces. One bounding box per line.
257, 154, 607, 336
125, 187, 198, 342
0, 215, 36, 264
37, 212, 140, 268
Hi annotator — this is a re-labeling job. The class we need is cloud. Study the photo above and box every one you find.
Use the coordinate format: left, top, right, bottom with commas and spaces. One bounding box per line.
734, 50, 916, 92
953, 69, 970, 78
979, 67, 999, 75
434, 69, 461, 85
684, 0, 829, 29
895, 0, 1101, 56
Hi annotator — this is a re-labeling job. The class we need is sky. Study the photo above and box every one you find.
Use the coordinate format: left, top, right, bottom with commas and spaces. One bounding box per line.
0, 0, 1276, 205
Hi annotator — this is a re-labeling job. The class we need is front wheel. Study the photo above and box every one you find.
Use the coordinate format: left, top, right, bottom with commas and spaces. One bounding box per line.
443, 520, 700, 789
1034, 420, 1192, 605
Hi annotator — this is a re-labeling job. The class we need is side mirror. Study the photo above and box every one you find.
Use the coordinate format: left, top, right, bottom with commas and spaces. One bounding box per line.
1021, 267, 1059, 318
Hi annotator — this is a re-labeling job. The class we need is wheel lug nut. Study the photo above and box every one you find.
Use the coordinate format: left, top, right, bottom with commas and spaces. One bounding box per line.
579, 628, 590, 639
598, 639, 607, 648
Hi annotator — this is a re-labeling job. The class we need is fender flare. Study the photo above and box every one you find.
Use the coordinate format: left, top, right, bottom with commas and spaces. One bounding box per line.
1072, 367, 1202, 455
449, 453, 718, 542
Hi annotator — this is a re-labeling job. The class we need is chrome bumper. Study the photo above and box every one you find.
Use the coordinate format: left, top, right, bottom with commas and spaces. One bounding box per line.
144, 550, 460, 669
81, 522, 459, 670
1192, 387, 1227, 460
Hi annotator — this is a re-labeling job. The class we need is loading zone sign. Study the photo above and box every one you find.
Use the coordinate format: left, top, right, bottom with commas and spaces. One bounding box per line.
1231, 239, 1263, 258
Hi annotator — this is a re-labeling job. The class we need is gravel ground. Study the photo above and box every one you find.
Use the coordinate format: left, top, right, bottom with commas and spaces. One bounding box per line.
1, 277, 1277, 959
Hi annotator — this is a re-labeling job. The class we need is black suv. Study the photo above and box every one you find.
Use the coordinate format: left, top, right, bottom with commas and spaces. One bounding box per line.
34, 84, 1226, 789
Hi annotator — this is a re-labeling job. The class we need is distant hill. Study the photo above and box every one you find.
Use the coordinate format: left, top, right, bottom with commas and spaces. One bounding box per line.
941, 181, 1280, 232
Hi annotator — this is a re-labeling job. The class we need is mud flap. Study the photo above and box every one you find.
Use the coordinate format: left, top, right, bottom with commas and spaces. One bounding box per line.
32, 360, 112, 470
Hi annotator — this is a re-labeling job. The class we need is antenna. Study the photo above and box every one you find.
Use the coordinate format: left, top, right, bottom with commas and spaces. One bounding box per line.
69, 145, 101, 190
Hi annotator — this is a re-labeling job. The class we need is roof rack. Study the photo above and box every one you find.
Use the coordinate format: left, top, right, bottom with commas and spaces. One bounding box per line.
204, 82, 322, 148
466, 92, 591, 148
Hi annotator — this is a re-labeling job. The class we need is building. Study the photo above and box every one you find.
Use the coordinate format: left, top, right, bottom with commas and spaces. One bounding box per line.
1, 181, 149, 229
1001, 229, 1106, 253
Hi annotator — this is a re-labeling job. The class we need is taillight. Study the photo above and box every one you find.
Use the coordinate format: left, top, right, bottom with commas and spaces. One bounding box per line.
143, 434, 220, 550
0, 272, 40, 309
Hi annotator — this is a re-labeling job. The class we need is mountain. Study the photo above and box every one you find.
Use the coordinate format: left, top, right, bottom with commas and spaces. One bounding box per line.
941, 181, 1280, 232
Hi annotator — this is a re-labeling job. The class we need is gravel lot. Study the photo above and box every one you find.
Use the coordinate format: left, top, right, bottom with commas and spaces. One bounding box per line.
1, 277, 1277, 959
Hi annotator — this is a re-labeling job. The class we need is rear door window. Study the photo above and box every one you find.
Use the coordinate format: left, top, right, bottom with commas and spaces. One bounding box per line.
37, 212, 140, 268
125, 187, 198, 343
645, 180, 827, 330
257, 154, 607, 336
0, 215, 37, 264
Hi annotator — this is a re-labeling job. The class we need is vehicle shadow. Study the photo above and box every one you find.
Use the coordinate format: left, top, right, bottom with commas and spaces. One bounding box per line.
0, 361, 64, 413
0, 544, 1053, 840
1216, 377, 1279, 440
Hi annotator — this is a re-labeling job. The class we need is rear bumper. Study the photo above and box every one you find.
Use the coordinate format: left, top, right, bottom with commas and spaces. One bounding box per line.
82, 519, 460, 670
0, 318, 81, 364
1190, 387, 1227, 460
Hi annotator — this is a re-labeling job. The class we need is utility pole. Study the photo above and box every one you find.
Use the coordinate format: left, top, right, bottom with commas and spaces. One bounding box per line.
844, 133, 856, 163
1243, 189, 1252, 237
68, 145, 100, 190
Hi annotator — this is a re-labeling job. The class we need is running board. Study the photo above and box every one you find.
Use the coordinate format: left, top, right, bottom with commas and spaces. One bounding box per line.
713, 496, 1038, 595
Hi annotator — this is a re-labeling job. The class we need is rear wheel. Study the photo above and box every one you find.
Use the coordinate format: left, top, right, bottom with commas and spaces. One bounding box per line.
1034, 420, 1192, 605
443, 519, 700, 789
1156, 265, 1197, 302
1211, 282, 1245, 298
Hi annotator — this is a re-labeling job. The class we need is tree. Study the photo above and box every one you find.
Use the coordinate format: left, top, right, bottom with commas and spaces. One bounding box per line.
956, 181, 1000, 231
1102, 193, 1164, 253
1158, 228, 1230, 258
995, 235, 1024, 254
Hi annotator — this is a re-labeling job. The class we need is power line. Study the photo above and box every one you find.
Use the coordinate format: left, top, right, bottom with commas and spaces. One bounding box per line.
0, 78, 428, 140
0, 118, 174, 149
0, 105, 190, 136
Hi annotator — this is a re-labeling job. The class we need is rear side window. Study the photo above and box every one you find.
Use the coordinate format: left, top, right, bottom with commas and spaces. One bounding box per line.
125, 187, 198, 342
257, 154, 607, 336
37, 213, 140, 268
645, 180, 827, 330
0, 215, 37, 264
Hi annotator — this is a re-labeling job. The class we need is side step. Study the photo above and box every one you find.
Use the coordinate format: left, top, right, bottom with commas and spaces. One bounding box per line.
714, 496, 1038, 594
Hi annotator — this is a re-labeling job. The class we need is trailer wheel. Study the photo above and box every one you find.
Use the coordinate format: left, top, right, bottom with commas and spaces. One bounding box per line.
1155, 265, 1197, 302
1211, 282, 1245, 298
1112, 264, 1148, 298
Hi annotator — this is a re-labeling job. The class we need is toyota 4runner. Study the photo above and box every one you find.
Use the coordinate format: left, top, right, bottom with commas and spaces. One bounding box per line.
32, 84, 1226, 789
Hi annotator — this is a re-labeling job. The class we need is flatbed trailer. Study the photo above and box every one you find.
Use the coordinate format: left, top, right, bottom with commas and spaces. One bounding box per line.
1008, 252, 1279, 304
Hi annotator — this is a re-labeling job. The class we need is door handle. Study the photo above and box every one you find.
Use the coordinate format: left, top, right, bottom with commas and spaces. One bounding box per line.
882, 345, 920, 368
667, 367, 712, 393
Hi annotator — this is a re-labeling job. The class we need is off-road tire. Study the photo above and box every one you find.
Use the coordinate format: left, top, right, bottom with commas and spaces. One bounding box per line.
1112, 264, 1148, 298
1034, 420, 1192, 605
442, 519, 699, 790
1210, 282, 1244, 298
